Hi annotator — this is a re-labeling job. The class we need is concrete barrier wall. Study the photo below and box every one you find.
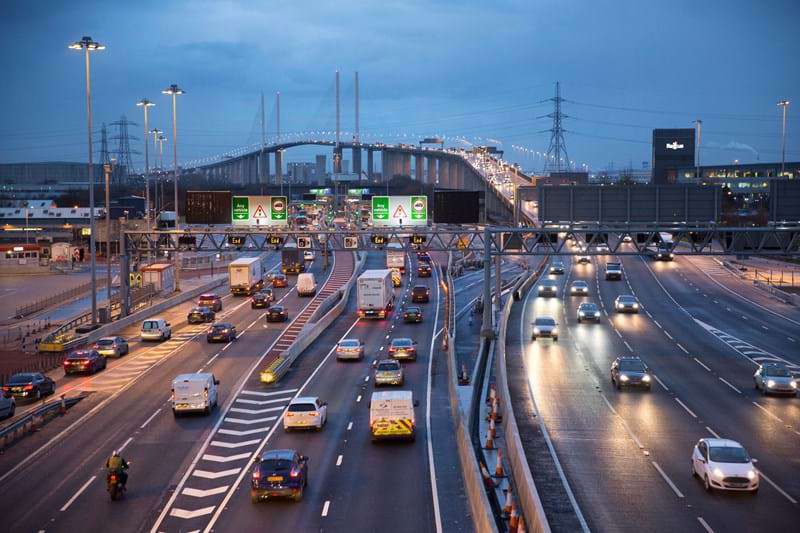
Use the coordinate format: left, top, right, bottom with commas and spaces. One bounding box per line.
495, 265, 551, 533
444, 253, 499, 533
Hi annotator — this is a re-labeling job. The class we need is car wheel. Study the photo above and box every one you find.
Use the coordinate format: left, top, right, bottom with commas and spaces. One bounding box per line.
8, 404, 15, 418
750, 487, 758, 494
293, 487, 304, 502
691, 462, 697, 478
553, 336, 558, 342
531, 335, 537, 341
35, 389, 41, 400
251, 492, 260, 504
704, 475, 713, 492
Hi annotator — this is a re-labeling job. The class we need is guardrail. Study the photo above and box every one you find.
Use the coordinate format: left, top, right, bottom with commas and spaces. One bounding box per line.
0, 393, 87, 451
15, 280, 95, 319
495, 262, 551, 533
443, 252, 499, 533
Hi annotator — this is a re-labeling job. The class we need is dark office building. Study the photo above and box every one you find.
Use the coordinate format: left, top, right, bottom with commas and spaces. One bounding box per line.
652, 129, 695, 184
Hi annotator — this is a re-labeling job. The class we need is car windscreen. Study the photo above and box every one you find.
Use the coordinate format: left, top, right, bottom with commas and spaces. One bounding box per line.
764, 366, 791, 377
580, 304, 597, 311
619, 361, 645, 372
8, 374, 36, 384
377, 362, 399, 371
619, 296, 636, 303
534, 318, 556, 326
572, 282, 587, 287
541, 281, 557, 287
288, 403, 317, 412
709, 446, 750, 463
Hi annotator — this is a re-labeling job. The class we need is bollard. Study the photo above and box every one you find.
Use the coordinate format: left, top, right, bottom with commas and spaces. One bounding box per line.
495, 448, 506, 478
486, 383, 497, 405
60, 394, 67, 415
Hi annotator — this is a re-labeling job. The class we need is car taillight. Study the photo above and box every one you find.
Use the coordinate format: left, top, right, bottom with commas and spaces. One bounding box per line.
23, 384, 33, 391
404, 313, 409, 318
204, 388, 209, 399
309, 412, 318, 417
358, 310, 365, 317
389, 347, 396, 352
378, 310, 385, 317
252, 470, 260, 479
170, 389, 174, 401
289, 466, 301, 478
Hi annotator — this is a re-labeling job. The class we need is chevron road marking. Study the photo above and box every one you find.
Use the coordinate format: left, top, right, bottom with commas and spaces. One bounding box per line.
241, 388, 298, 397
192, 468, 241, 480
201, 452, 252, 463
229, 406, 286, 415
234, 397, 293, 406
169, 506, 216, 519
218, 427, 271, 436
182, 486, 229, 498
223, 416, 278, 425
209, 439, 262, 449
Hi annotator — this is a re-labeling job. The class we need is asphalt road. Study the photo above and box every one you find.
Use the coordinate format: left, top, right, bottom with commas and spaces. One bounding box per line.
0, 251, 334, 532
512, 246, 799, 532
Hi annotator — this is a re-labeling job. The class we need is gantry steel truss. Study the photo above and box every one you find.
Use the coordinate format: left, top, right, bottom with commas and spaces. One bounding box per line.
124, 225, 800, 257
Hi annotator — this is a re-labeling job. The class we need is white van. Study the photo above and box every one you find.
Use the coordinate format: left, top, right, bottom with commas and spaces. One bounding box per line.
297, 272, 317, 297
141, 318, 172, 341
369, 390, 417, 442
171, 373, 219, 415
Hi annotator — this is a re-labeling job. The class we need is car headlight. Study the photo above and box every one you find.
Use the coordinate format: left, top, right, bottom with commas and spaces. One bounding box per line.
578, 312, 585, 317
594, 311, 600, 317
632, 303, 639, 309
747, 469, 756, 480
538, 286, 545, 292
551, 328, 558, 335
767, 380, 776, 388
533, 327, 540, 334
713, 468, 724, 478
620, 375, 629, 381
791, 381, 797, 389
642, 374, 651, 382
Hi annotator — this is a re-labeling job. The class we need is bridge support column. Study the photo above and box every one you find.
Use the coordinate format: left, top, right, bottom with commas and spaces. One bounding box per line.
381, 151, 390, 181
414, 154, 424, 182
453, 162, 463, 189
352, 147, 362, 177
439, 159, 450, 187
275, 150, 283, 188
263, 151, 270, 183
402, 154, 411, 177
426, 157, 437, 185
367, 149, 374, 180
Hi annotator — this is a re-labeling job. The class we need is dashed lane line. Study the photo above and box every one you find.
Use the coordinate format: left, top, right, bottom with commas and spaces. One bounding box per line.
651, 461, 684, 498
674, 398, 698, 418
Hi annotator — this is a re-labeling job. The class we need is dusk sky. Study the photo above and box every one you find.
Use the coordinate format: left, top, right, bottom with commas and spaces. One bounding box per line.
1, 0, 798, 173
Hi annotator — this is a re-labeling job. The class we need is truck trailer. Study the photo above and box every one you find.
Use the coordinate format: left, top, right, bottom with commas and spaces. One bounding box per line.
357, 269, 394, 319
229, 257, 263, 296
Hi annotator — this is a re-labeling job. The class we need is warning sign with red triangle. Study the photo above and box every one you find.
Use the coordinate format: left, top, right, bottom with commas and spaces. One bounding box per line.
392, 204, 409, 219
252, 204, 268, 219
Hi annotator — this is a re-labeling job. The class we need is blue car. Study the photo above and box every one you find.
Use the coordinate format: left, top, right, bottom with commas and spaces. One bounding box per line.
251, 449, 308, 503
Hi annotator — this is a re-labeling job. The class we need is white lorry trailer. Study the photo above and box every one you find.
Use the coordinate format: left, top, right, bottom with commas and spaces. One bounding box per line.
357, 269, 394, 319
229, 257, 263, 296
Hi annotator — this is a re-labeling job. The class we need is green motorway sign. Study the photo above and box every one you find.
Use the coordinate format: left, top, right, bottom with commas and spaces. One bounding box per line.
232, 196, 249, 222
411, 196, 427, 221
372, 196, 390, 221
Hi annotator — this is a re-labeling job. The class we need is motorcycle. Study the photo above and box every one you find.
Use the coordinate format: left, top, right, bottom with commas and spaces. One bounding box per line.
107, 464, 130, 501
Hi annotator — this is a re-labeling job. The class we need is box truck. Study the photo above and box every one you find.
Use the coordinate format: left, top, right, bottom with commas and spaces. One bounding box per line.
385, 242, 406, 273
357, 269, 394, 319
281, 243, 305, 274
229, 257, 263, 296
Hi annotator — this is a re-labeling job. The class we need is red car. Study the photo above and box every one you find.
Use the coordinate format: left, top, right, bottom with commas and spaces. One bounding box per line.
272, 274, 288, 288
417, 264, 432, 277
198, 293, 223, 312
64, 349, 107, 375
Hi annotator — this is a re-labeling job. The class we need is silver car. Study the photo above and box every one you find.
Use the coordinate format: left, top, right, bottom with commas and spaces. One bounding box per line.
753, 362, 797, 396
570, 281, 589, 296
614, 295, 639, 313
336, 339, 364, 361
374, 359, 404, 386
577, 302, 600, 322
93, 336, 129, 358
538, 279, 559, 297
532, 316, 558, 341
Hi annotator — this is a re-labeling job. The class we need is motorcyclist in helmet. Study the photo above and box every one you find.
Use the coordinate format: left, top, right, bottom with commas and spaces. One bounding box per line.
106, 450, 129, 490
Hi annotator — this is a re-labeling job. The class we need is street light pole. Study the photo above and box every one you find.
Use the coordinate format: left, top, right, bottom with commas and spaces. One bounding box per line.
137, 99, 155, 227
104, 163, 112, 320
70, 36, 104, 327
778, 100, 790, 176
163, 84, 184, 290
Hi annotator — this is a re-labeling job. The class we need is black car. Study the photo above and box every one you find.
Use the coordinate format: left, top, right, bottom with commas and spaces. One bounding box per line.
549, 261, 565, 275
63, 349, 107, 375
207, 323, 237, 343
2, 372, 56, 401
251, 449, 308, 503
417, 252, 432, 263
266, 305, 289, 322
611, 356, 652, 390
188, 306, 216, 324
403, 306, 423, 323
417, 263, 432, 278
251, 289, 275, 309
411, 285, 430, 303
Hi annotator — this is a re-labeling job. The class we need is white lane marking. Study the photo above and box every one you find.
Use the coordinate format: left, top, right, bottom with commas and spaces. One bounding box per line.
209, 439, 261, 449
600, 395, 644, 449
229, 406, 284, 415
336, 455, 343, 467
623, 341, 633, 352
182, 486, 229, 498
223, 416, 278, 425
752, 402, 784, 423
789, 337, 796, 343
676, 343, 689, 354
218, 427, 271, 436
321, 500, 331, 517
718, 377, 742, 394
705, 426, 721, 438
652, 461, 684, 498
347, 421, 353, 431
757, 469, 798, 504
117, 436, 134, 453
761, 325, 769, 331
694, 358, 711, 372
60, 475, 97, 512
520, 282, 590, 533
614, 329, 622, 338
426, 260, 444, 533
653, 374, 670, 391
364, 375, 369, 382
201, 452, 252, 463
653, 320, 662, 329
356, 394, 362, 403
140, 408, 162, 429
169, 506, 216, 519
192, 468, 241, 480
235, 397, 292, 406
664, 331, 674, 340
674, 398, 698, 418
240, 388, 298, 397
697, 517, 715, 533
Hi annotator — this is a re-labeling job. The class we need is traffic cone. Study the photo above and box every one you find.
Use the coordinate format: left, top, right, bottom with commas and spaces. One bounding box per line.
503, 486, 513, 515
60, 394, 67, 415
518, 515, 527, 533
480, 461, 495, 489
488, 397, 498, 421
484, 424, 495, 449
495, 448, 506, 478
489, 418, 496, 439
508, 501, 519, 531
486, 384, 496, 405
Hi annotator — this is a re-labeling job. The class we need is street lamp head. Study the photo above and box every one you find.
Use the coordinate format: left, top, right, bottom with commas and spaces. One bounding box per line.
69, 36, 105, 51
777, 100, 790, 107
162, 84, 185, 96
137, 99, 155, 108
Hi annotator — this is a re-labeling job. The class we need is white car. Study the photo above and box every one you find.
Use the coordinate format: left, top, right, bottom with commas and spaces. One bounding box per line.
303, 250, 315, 261
570, 281, 589, 296
284, 396, 328, 431
691, 438, 759, 493
141, 318, 172, 341
532, 316, 558, 341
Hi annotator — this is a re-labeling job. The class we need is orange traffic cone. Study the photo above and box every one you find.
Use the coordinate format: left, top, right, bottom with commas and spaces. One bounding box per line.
518, 515, 527, 533
509, 500, 519, 531
484, 425, 495, 449
503, 486, 513, 515
495, 448, 506, 478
